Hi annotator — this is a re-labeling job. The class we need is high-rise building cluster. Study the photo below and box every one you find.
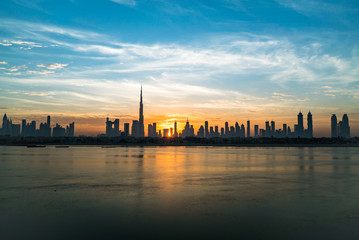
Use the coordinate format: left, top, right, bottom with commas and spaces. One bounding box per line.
109, 88, 351, 139
331, 114, 350, 138
179, 111, 314, 139
105, 86, 145, 137
1, 87, 353, 139
0, 114, 75, 137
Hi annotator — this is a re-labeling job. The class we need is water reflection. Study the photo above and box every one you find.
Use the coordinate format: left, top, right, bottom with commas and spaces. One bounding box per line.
1, 146, 359, 240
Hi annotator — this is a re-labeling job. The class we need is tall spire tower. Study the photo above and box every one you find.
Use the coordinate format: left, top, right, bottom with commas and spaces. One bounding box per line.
138, 84, 145, 137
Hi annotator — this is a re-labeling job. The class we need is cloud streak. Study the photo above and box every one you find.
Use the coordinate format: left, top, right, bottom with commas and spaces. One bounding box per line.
37, 63, 68, 70
110, 0, 136, 7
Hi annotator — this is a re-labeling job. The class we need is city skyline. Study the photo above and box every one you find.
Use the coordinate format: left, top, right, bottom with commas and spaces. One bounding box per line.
1, 1, 359, 136
1, 86, 353, 138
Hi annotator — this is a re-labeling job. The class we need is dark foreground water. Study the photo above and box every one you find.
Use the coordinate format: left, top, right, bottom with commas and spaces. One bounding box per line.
1, 146, 359, 240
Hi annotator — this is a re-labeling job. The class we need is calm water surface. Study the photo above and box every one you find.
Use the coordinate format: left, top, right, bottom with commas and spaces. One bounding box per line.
1, 146, 359, 239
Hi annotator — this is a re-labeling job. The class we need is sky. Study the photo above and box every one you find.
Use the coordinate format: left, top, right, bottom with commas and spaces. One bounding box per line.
0, 0, 358, 136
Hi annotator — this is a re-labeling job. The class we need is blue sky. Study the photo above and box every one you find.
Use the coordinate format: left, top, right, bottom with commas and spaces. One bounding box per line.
0, 0, 358, 136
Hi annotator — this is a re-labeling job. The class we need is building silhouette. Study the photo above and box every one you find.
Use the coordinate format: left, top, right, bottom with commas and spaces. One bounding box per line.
215, 126, 219, 136
138, 85, 145, 138
306, 112, 313, 138
148, 122, 159, 137
330, 114, 351, 138
181, 119, 195, 138
66, 122, 75, 137
39, 116, 51, 137
265, 121, 270, 137
271, 121, 275, 136
124, 123, 130, 136
254, 125, 259, 137
297, 112, 304, 137
131, 120, 139, 137
283, 124, 287, 137
205, 121, 209, 138
240, 124, 245, 138
225, 122, 229, 137
340, 114, 350, 138
1, 114, 75, 137
106, 118, 120, 137
235, 122, 240, 137
148, 124, 153, 137
197, 125, 204, 138
174, 121, 178, 137
1, 113, 20, 136
52, 122, 74, 137
53, 123, 65, 137
331, 114, 337, 138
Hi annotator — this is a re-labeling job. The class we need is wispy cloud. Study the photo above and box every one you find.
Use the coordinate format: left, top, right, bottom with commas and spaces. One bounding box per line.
23, 92, 53, 96
0, 42, 12, 46
110, 0, 136, 7
27, 70, 55, 75
273, 92, 292, 97
275, 0, 354, 15
296, 98, 309, 102
37, 63, 68, 70
0, 61, 8, 64
0, 39, 43, 49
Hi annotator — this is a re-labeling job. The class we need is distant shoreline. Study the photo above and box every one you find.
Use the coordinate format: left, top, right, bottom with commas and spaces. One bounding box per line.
0, 136, 358, 147
16, 144, 359, 147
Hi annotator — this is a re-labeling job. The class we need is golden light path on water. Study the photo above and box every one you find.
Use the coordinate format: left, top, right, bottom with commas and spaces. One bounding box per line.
1, 146, 359, 239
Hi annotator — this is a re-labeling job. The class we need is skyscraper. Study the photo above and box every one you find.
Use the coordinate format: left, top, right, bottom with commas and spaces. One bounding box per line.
181, 119, 195, 138
247, 121, 250, 138
21, 119, 26, 136
66, 122, 75, 137
153, 123, 157, 137
131, 120, 139, 137
297, 112, 304, 137
235, 122, 240, 137
197, 125, 204, 138
254, 125, 259, 137
53, 123, 65, 137
307, 112, 313, 138
148, 124, 153, 137
240, 124, 245, 138
210, 126, 214, 137
225, 122, 229, 137
331, 114, 337, 138
205, 121, 209, 138
174, 121, 178, 137
2, 114, 10, 135
138, 85, 145, 138
124, 123, 130, 136
106, 118, 120, 137
265, 121, 270, 137
271, 121, 275, 136
340, 114, 350, 138
283, 124, 287, 137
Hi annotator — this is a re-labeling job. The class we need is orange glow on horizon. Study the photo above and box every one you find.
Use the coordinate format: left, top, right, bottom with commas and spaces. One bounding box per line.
2, 111, 358, 137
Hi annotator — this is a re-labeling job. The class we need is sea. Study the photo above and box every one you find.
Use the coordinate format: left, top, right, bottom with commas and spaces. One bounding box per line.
1, 146, 359, 240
